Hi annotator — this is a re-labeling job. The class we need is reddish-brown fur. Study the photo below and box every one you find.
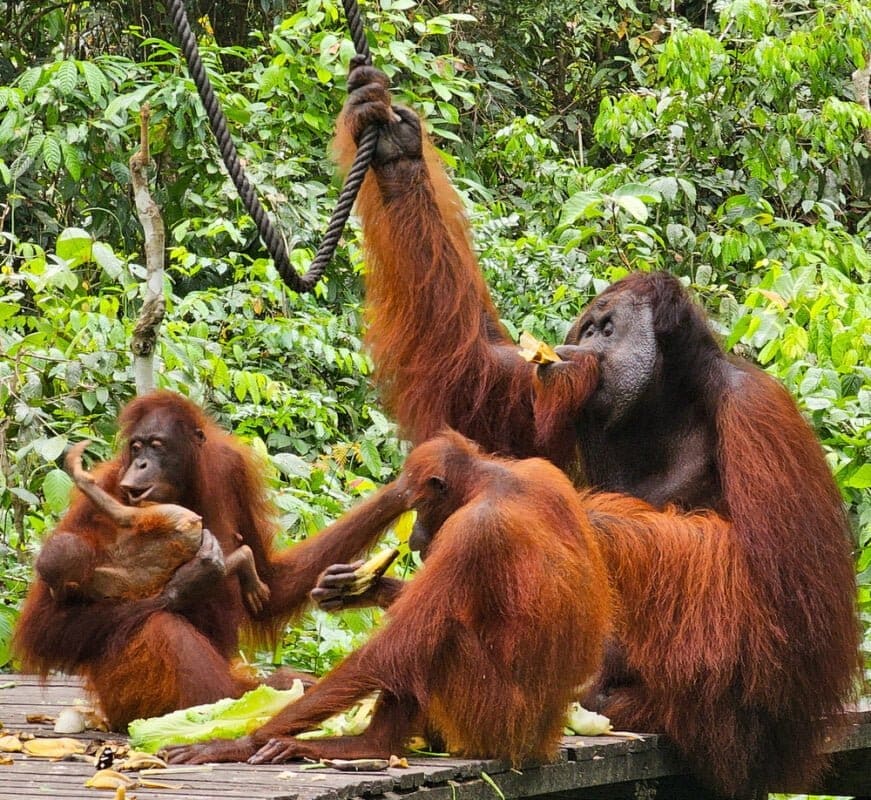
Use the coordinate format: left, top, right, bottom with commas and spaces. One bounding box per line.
333, 97, 538, 459
531, 354, 600, 473
331, 66, 861, 796
13, 391, 407, 729
165, 431, 611, 767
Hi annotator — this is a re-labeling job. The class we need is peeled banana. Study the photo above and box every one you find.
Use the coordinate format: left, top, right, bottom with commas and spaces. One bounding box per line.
345, 548, 400, 597
518, 331, 561, 365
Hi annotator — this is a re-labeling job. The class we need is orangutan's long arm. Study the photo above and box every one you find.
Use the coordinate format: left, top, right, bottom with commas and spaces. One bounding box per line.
261, 480, 409, 618
333, 65, 538, 458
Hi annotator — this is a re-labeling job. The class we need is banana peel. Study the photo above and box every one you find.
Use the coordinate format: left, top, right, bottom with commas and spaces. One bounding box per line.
85, 769, 134, 789
22, 737, 87, 758
518, 331, 561, 365
321, 758, 390, 771
0, 735, 23, 753
118, 751, 167, 771
26, 712, 55, 724
345, 548, 400, 597
85, 767, 181, 791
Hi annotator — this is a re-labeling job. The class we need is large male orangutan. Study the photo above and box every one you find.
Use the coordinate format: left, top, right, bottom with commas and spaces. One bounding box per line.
330, 61, 861, 797
13, 391, 406, 730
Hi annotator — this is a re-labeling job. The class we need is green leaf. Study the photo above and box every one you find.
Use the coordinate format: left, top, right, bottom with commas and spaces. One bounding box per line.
34, 436, 68, 462
9, 487, 39, 506
92, 241, 123, 279
16, 65, 43, 94
649, 176, 679, 203
234, 372, 248, 402
666, 223, 696, 250
756, 339, 780, 364
359, 438, 383, 478
0, 301, 21, 323
559, 191, 604, 226
844, 464, 871, 490
25, 132, 44, 158
0, 606, 17, 668
80, 61, 107, 102
781, 325, 809, 360
53, 60, 79, 96
103, 85, 152, 124
437, 101, 459, 126
677, 178, 697, 205
799, 367, 822, 395
726, 314, 753, 351
109, 160, 131, 184
43, 468, 74, 514
56, 227, 92, 265
42, 135, 62, 172
388, 40, 411, 68
272, 452, 311, 479
61, 141, 82, 181
0, 108, 18, 145
613, 194, 648, 222
613, 183, 662, 204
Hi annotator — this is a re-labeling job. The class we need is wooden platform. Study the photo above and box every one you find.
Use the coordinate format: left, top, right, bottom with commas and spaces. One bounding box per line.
1, 675, 869, 800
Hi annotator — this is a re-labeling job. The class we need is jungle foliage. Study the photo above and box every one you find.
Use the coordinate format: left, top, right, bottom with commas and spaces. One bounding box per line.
0, 0, 869, 677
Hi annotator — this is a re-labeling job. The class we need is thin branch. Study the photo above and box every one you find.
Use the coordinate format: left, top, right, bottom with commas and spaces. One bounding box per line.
129, 104, 166, 395
852, 54, 871, 150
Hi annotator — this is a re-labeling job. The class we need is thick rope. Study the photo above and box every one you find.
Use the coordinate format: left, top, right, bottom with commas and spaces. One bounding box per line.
309, 1, 379, 280
167, 0, 379, 293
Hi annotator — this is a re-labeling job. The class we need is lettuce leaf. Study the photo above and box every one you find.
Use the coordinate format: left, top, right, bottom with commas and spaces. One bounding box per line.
127, 681, 305, 753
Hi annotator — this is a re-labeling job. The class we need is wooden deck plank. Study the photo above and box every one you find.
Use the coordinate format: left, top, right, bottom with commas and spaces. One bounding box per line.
1, 675, 868, 800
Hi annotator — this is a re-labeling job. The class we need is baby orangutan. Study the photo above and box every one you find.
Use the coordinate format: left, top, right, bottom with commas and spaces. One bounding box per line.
36, 441, 270, 613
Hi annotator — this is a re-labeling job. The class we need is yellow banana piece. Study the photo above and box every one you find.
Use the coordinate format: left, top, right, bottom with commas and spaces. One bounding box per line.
518, 331, 561, 365
346, 548, 400, 596
358, 547, 400, 577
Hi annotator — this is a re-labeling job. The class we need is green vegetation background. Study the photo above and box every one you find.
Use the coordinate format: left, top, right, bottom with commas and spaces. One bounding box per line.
0, 0, 868, 691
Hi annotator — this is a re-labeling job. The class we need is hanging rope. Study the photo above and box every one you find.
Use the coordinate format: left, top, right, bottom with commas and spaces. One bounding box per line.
167, 0, 379, 293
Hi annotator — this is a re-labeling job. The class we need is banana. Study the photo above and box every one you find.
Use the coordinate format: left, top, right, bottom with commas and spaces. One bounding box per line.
359, 547, 400, 577
518, 331, 561, 365
345, 548, 400, 597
